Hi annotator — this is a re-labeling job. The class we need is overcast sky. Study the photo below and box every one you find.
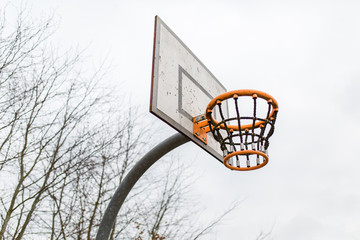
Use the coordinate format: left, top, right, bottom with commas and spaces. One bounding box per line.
6, 0, 360, 239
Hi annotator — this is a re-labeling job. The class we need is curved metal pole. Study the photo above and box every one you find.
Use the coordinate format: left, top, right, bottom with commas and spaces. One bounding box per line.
96, 132, 190, 240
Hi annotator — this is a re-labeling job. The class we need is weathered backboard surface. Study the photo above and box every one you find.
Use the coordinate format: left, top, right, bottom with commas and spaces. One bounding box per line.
150, 16, 228, 161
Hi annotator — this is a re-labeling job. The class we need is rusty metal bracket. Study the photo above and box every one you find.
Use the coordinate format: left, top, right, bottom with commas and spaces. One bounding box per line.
193, 114, 210, 144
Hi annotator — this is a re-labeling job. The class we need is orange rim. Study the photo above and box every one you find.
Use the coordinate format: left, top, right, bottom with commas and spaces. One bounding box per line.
206, 89, 279, 131
223, 150, 269, 171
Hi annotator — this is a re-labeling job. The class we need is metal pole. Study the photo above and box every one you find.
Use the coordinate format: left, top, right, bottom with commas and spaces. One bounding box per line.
95, 132, 190, 240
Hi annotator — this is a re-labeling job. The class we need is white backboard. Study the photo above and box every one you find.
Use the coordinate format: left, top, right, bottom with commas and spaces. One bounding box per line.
150, 16, 228, 161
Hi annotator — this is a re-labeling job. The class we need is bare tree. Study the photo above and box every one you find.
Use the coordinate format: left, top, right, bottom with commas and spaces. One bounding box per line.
0, 4, 248, 240
0, 4, 144, 239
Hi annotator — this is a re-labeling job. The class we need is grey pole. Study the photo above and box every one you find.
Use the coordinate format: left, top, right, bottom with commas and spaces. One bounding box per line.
95, 132, 190, 240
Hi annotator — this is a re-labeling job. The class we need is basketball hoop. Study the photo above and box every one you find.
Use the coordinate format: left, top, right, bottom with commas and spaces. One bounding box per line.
194, 89, 279, 171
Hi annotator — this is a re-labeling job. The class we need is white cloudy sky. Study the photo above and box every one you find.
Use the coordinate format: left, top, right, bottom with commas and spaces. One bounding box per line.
6, 0, 360, 239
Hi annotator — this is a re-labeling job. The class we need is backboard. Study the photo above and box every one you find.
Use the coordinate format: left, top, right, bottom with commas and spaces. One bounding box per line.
150, 16, 228, 161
